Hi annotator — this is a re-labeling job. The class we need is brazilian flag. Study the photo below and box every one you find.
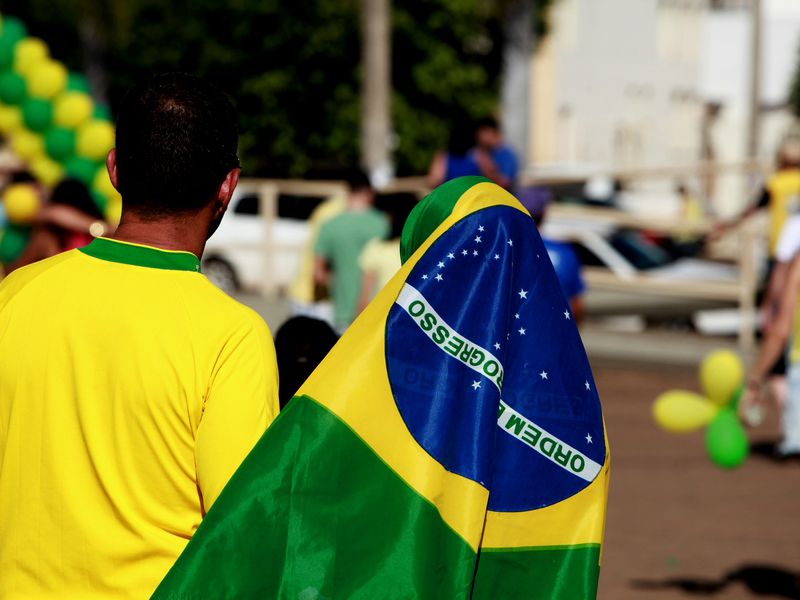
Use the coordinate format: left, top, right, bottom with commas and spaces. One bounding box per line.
153, 176, 610, 599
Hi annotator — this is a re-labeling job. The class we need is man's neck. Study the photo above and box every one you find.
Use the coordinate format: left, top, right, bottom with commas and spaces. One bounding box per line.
110, 212, 210, 259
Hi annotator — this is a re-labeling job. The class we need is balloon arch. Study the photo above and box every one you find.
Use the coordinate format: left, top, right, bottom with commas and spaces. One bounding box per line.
0, 13, 120, 225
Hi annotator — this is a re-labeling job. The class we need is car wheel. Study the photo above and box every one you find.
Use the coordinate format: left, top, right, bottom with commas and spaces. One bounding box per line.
203, 257, 239, 294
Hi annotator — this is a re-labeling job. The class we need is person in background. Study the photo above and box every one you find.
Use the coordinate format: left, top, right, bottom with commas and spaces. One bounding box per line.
286, 190, 347, 325
474, 116, 519, 191
7, 179, 110, 273
720, 141, 800, 411
356, 193, 416, 314
742, 242, 800, 458
314, 168, 389, 333
427, 120, 482, 187
0, 73, 279, 598
274, 316, 339, 410
519, 186, 586, 325
669, 182, 705, 258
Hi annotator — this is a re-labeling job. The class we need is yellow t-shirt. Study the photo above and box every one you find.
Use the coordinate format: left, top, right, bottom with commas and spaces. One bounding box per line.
358, 238, 401, 298
766, 169, 800, 257
0, 237, 279, 599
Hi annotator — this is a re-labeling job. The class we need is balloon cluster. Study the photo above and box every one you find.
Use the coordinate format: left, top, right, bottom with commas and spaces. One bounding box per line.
0, 13, 120, 225
653, 350, 749, 469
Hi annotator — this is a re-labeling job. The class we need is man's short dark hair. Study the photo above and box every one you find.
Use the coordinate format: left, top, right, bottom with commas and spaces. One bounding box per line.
115, 73, 239, 219
345, 168, 372, 193
476, 116, 499, 131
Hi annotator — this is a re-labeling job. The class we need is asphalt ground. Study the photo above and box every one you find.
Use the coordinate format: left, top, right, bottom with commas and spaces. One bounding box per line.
594, 358, 800, 600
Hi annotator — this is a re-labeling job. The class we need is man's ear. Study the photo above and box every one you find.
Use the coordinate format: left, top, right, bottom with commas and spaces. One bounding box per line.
215, 168, 240, 218
106, 148, 119, 191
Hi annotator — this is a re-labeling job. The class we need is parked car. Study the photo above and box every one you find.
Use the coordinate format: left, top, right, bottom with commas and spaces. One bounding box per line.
202, 184, 326, 294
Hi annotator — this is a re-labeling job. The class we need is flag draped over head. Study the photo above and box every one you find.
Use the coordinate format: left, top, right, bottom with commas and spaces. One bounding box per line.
153, 176, 610, 599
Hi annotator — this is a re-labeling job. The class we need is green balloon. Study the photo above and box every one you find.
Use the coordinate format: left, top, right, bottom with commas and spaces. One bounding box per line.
21, 98, 53, 132
0, 224, 31, 266
65, 156, 100, 184
0, 71, 26, 104
705, 408, 749, 469
0, 17, 28, 47
93, 104, 112, 121
44, 127, 76, 161
65, 73, 91, 93
0, 39, 15, 70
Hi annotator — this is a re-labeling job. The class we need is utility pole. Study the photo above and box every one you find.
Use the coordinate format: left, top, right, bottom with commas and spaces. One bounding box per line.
500, 0, 533, 170
747, 0, 761, 159
361, 0, 393, 188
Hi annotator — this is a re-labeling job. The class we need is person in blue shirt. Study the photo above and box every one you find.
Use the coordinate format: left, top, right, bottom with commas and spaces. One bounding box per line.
427, 125, 482, 187
518, 186, 586, 324
475, 117, 519, 191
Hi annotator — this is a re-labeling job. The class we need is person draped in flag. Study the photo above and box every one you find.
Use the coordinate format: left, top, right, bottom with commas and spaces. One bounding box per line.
153, 176, 610, 599
0, 73, 279, 598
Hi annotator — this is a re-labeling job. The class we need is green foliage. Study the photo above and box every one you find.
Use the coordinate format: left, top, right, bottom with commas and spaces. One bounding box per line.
2, 0, 552, 177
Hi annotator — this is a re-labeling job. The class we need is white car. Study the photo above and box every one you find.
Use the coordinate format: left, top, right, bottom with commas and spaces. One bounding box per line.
202, 184, 319, 294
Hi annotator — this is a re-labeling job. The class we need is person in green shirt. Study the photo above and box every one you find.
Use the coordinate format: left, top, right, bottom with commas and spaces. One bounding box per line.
314, 169, 389, 333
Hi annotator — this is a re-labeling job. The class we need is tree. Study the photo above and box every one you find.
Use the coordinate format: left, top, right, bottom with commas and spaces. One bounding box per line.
2, 0, 553, 177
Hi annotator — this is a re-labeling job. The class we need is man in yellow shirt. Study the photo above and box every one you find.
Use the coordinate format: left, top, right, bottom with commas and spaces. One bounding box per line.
0, 73, 279, 598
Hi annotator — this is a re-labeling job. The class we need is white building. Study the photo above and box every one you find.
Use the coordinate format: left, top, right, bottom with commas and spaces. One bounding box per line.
530, 0, 800, 214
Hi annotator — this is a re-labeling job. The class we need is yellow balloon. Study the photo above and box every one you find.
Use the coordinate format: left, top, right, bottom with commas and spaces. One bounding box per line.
76, 120, 115, 160
10, 129, 44, 161
13, 37, 49, 76
3, 183, 40, 224
30, 155, 65, 187
700, 350, 744, 406
0, 104, 23, 133
104, 193, 122, 226
653, 390, 719, 433
53, 91, 93, 128
26, 59, 67, 99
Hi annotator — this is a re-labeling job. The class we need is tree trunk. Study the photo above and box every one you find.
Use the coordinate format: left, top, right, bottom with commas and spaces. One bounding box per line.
360, 0, 393, 187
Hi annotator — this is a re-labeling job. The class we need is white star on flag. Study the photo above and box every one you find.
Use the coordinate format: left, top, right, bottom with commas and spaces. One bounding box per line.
422, 274, 428, 280
437, 262, 445, 268
475, 236, 482, 243
478, 225, 484, 232
473, 250, 478, 256
586, 434, 593, 444
494, 254, 500, 260
462, 249, 468, 256
494, 342, 501, 350
448, 253, 455, 259
519, 328, 526, 335
519, 289, 528, 299
508, 239, 513, 246
515, 313, 520, 319
564, 310, 571, 320
472, 381, 481, 390
435, 273, 443, 281
585, 381, 591, 390
540, 371, 548, 379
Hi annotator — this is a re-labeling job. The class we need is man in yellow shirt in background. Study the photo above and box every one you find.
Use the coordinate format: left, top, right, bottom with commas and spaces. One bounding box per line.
0, 73, 279, 598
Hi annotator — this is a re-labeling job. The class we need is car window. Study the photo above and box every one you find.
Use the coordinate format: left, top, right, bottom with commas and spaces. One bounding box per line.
234, 194, 259, 215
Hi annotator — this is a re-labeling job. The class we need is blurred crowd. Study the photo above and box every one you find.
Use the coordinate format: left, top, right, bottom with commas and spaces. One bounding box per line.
3, 117, 800, 457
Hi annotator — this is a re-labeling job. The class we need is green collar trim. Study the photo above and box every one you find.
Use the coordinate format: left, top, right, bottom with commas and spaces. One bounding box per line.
79, 237, 201, 272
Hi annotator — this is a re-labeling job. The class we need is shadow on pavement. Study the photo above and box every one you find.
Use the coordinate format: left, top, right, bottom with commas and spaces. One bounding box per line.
632, 565, 800, 598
